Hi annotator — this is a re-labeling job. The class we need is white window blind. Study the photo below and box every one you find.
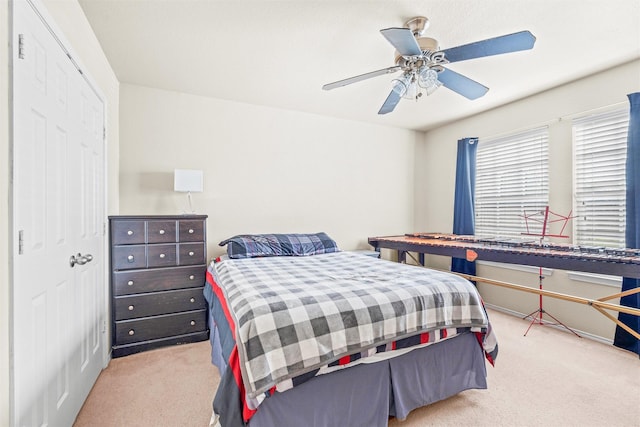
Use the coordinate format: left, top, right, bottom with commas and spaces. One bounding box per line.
573, 108, 629, 248
475, 127, 549, 239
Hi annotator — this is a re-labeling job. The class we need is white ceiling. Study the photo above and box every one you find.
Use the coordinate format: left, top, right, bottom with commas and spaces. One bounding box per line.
78, 0, 640, 131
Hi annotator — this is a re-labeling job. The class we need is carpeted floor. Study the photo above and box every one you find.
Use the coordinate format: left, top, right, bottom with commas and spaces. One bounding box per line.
74, 309, 640, 427
74, 339, 219, 427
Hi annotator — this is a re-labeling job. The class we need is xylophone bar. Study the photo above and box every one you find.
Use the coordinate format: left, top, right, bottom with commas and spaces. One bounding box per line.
368, 234, 640, 279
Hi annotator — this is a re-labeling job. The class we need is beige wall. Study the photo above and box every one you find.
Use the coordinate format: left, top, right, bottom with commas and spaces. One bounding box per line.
1, 0, 119, 425
119, 84, 418, 257
416, 59, 640, 341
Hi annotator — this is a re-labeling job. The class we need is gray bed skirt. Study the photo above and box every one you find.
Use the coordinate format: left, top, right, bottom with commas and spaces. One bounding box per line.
206, 305, 488, 427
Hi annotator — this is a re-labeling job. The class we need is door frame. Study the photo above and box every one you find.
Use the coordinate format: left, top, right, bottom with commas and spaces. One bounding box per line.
9, 0, 110, 423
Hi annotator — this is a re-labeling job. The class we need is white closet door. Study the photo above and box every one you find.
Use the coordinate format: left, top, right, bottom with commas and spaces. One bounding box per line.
12, 1, 106, 425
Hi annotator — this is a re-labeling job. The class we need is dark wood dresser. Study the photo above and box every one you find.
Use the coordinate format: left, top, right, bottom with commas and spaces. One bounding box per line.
109, 215, 209, 357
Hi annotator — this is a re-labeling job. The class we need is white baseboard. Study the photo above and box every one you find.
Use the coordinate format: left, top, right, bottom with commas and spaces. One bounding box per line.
484, 303, 614, 345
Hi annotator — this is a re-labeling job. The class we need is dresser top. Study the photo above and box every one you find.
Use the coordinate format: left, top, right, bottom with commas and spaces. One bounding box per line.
109, 214, 208, 220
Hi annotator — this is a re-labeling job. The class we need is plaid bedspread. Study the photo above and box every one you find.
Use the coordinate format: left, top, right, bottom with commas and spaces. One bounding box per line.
212, 251, 492, 399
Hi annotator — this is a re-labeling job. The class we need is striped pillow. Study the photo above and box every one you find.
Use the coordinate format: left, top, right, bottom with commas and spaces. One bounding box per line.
219, 232, 340, 259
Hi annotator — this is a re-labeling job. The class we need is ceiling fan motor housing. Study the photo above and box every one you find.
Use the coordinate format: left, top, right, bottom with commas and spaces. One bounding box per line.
394, 37, 440, 67
417, 37, 439, 52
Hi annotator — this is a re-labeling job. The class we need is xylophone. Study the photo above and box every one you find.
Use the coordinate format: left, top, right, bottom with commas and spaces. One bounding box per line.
368, 233, 640, 279
368, 233, 640, 339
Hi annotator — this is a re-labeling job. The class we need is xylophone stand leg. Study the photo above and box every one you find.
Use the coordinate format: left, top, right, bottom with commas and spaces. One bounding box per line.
523, 308, 581, 337
523, 267, 581, 338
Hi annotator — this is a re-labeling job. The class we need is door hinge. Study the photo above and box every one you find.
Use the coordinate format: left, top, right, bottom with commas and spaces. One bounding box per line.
18, 34, 25, 59
103, 127, 106, 140
18, 230, 24, 254
103, 222, 106, 236
101, 320, 107, 334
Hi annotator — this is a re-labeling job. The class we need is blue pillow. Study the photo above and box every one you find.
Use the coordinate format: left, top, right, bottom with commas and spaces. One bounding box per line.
219, 232, 340, 259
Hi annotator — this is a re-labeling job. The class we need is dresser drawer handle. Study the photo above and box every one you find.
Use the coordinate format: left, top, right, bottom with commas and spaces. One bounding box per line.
128, 329, 135, 336
127, 230, 133, 236
127, 255, 134, 262
159, 253, 166, 259
188, 251, 195, 256
188, 229, 194, 234
190, 297, 196, 303
190, 320, 196, 326
127, 280, 134, 286
128, 305, 134, 311
159, 229, 165, 235
189, 275, 195, 280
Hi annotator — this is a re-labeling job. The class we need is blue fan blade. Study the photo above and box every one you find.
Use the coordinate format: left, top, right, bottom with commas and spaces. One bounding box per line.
378, 87, 403, 114
442, 31, 536, 63
380, 28, 422, 56
438, 68, 489, 100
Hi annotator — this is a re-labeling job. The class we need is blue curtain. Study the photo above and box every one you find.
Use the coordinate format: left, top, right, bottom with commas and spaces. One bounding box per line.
451, 137, 478, 276
614, 93, 640, 356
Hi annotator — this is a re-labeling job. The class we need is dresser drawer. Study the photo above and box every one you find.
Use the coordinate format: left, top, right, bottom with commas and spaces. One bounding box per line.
179, 220, 205, 242
114, 288, 207, 320
111, 221, 146, 245
115, 309, 207, 344
113, 265, 206, 296
179, 242, 206, 265
147, 244, 178, 267
147, 220, 177, 243
112, 245, 147, 270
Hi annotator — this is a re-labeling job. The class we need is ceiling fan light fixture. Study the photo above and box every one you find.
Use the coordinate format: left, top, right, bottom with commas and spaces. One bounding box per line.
390, 74, 411, 98
390, 74, 422, 100
418, 68, 441, 94
402, 80, 420, 100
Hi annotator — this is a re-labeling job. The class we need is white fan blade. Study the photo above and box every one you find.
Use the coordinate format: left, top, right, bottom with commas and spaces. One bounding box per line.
322, 66, 401, 91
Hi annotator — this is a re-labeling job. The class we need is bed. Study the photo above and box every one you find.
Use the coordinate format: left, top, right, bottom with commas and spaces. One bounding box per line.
204, 233, 497, 427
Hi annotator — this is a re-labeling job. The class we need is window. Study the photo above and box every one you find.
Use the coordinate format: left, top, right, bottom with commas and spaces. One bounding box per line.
573, 108, 629, 248
475, 127, 549, 239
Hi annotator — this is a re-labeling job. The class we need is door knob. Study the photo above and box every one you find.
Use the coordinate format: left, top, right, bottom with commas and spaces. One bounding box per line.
69, 253, 94, 267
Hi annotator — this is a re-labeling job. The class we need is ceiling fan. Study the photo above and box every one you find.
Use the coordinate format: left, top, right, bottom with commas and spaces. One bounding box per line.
322, 16, 536, 114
